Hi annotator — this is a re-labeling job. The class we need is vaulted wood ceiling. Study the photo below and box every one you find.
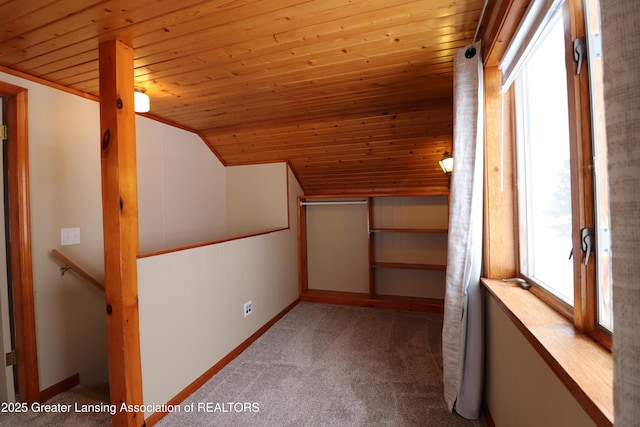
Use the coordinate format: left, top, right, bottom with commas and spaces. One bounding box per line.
0, 0, 489, 195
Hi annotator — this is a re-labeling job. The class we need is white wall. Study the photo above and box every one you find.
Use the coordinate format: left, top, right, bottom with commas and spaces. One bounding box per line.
137, 118, 227, 253
226, 163, 289, 236
0, 71, 107, 389
306, 203, 369, 293
0, 71, 234, 393
138, 166, 302, 418
484, 294, 596, 427
1, 69, 300, 404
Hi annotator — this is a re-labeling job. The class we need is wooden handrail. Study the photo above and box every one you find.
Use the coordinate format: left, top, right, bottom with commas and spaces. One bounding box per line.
50, 249, 104, 292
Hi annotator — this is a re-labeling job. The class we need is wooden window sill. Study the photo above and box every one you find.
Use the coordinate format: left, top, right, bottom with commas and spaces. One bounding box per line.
481, 278, 613, 427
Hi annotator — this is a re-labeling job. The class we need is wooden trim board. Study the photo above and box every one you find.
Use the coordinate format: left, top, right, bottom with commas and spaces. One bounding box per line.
39, 373, 80, 403
300, 290, 444, 313
137, 227, 289, 259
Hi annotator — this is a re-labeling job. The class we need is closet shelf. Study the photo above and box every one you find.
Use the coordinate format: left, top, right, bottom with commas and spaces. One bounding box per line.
370, 227, 448, 234
371, 262, 447, 271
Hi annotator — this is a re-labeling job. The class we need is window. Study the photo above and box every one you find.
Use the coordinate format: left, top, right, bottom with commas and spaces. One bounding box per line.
506, 0, 612, 346
514, 12, 574, 306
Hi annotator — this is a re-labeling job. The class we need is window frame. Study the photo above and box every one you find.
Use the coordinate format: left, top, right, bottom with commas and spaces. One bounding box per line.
507, 0, 611, 350
510, 0, 612, 350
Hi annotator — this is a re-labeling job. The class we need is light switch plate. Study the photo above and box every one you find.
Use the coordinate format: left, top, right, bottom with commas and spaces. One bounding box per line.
61, 228, 80, 246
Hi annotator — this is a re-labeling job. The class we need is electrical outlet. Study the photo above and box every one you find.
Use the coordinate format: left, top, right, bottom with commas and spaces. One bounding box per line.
244, 301, 252, 317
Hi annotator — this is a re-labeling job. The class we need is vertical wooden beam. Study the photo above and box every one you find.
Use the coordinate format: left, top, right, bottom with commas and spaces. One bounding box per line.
98, 40, 144, 427
483, 67, 517, 278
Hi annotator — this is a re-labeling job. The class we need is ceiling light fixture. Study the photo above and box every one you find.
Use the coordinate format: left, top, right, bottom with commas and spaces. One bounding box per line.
134, 87, 150, 113
439, 151, 454, 176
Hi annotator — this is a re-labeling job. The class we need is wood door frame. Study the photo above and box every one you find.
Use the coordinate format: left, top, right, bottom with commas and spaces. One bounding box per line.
0, 81, 39, 403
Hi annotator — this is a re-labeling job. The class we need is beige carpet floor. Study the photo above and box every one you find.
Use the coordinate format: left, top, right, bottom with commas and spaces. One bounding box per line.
0, 302, 487, 426
158, 302, 486, 427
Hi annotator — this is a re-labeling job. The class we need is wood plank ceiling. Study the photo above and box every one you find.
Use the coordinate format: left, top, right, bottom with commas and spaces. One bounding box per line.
0, 0, 488, 195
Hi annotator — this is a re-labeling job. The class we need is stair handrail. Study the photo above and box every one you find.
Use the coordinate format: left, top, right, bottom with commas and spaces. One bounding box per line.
50, 249, 104, 292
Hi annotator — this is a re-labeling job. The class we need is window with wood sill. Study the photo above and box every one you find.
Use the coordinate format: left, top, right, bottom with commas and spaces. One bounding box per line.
482, 277, 613, 426
495, 0, 612, 350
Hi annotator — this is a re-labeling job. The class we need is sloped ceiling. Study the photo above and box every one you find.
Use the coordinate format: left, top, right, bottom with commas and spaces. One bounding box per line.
0, 0, 489, 194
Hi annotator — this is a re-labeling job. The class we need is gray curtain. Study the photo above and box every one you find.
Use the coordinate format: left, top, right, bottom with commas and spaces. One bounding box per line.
602, 0, 640, 425
442, 41, 484, 420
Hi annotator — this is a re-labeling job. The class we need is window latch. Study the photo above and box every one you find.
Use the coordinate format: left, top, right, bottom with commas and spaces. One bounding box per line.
503, 277, 531, 290
581, 227, 595, 265
574, 37, 586, 75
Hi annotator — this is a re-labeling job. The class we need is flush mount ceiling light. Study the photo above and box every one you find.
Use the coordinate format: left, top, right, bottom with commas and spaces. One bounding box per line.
439, 151, 454, 176
134, 87, 150, 113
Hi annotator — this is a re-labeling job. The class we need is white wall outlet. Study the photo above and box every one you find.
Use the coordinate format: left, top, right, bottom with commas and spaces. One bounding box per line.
244, 301, 252, 317
61, 228, 81, 246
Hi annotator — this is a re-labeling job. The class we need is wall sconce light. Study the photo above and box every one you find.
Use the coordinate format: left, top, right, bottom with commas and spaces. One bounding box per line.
134, 87, 150, 113
439, 151, 454, 176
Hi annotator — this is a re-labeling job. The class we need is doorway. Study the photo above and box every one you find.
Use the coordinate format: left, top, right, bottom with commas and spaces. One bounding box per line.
0, 81, 39, 404
0, 95, 17, 402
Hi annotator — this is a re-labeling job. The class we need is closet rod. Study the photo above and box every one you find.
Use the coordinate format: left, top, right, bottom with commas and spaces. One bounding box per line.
299, 200, 367, 206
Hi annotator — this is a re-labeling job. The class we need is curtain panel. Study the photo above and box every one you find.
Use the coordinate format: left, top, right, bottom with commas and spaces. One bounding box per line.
442, 41, 484, 420
603, 0, 640, 425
